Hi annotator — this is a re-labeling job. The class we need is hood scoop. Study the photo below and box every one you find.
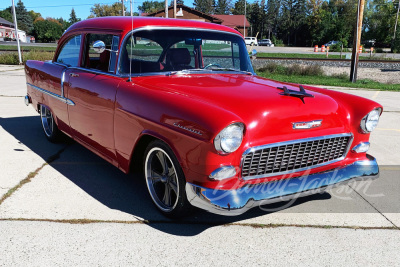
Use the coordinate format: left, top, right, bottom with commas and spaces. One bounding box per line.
277, 85, 314, 104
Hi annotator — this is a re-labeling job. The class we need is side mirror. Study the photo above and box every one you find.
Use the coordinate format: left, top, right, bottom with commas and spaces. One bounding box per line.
92, 40, 106, 54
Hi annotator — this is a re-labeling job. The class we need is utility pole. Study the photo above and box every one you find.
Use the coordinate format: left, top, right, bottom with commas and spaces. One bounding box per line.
11, 0, 22, 64
122, 0, 125, 16
350, 0, 365, 82
165, 0, 168, 18
174, 0, 177, 18
130, 0, 133, 16
244, 0, 246, 38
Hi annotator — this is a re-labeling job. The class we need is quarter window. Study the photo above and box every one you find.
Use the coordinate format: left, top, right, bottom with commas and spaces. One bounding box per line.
56, 35, 81, 67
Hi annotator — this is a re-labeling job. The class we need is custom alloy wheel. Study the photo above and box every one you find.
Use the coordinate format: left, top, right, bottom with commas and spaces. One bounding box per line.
144, 140, 192, 217
40, 104, 61, 142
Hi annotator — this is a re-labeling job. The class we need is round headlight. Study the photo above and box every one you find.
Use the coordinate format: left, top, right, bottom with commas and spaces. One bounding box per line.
214, 123, 244, 154
361, 108, 381, 133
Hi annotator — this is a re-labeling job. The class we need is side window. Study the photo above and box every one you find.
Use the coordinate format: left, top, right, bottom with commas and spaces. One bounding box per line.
56, 35, 81, 67
83, 33, 118, 73
119, 35, 163, 74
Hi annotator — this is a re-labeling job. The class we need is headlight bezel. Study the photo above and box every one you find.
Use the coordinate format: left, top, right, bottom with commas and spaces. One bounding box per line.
360, 108, 382, 133
214, 123, 245, 154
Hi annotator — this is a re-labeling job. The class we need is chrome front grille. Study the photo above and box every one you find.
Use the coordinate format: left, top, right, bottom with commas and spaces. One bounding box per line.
241, 134, 352, 179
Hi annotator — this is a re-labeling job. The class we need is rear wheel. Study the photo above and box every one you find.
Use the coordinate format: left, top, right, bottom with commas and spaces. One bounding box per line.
144, 140, 192, 218
40, 104, 61, 142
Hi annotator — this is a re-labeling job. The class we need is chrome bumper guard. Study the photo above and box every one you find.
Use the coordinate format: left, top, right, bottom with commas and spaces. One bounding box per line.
186, 155, 379, 216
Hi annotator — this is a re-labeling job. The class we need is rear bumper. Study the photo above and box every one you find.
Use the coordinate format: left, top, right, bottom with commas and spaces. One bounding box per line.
186, 155, 379, 216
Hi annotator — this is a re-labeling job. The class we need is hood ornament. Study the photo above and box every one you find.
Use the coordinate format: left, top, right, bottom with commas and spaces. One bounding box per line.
277, 85, 314, 104
292, 120, 323, 129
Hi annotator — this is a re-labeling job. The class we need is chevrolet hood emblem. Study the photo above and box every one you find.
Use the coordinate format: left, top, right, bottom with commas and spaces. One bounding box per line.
292, 120, 323, 129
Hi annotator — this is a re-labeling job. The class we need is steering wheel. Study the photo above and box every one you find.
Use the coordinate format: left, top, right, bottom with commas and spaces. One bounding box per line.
204, 63, 222, 69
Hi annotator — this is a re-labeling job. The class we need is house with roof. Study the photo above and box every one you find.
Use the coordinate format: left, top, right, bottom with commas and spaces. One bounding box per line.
0, 17, 27, 42
145, 4, 250, 36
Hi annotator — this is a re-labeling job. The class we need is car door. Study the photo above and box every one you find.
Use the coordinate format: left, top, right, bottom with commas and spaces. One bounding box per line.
29, 34, 82, 136
64, 33, 121, 165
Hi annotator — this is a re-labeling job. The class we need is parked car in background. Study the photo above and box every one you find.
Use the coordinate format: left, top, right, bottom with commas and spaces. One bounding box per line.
25, 17, 382, 218
245, 37, 258, 46
323, 40, 341, 47
258, 39, 274, 47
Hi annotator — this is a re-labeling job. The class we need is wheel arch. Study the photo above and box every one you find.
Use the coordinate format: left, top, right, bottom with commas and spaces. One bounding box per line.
128, 131, 185, 175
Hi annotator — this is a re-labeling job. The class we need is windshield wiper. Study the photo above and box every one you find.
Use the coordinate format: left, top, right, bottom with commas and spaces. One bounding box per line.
208, 68, 253, 75
166, 69, 210, 76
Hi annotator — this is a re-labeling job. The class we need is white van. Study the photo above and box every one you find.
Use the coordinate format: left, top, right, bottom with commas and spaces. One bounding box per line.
245, 37, 258, 46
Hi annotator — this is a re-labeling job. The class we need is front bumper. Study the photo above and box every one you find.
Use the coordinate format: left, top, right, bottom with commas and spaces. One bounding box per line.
186, 155, 379, 216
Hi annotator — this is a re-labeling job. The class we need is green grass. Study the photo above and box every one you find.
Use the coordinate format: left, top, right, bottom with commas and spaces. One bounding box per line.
256, 63, 400, 91
0, 45, 56, 52
256, 52, 397, 61
0, 51, 54, 64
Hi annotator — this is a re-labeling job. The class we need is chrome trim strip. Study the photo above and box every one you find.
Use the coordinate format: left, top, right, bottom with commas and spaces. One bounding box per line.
26, 83, 75, 106
69, 66, 120, 78
60, 68, 66, 98
241, 133, 354, 180
187, 155, 379, 216
116, 26, 247, 76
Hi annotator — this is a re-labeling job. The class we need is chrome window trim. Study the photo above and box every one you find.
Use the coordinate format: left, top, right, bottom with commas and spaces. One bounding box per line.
68, 66, 120, 78
240, 133, 354, 180
27, 83, 75, 106
116, 26, 250, 77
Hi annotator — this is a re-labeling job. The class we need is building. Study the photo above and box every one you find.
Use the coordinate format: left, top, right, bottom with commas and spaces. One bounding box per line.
213, 15, 250, 37
145, 4, 250, 36
0, 17, 27, 42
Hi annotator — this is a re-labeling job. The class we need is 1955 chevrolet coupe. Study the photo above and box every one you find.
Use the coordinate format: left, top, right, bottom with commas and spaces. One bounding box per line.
25, 17, 382, 217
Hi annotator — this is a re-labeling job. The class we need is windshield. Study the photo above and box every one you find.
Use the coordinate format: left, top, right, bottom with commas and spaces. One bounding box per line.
119, 29, 254, 75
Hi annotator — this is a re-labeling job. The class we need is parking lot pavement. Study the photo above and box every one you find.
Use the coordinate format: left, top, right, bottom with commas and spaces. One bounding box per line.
0, 67, 399, 265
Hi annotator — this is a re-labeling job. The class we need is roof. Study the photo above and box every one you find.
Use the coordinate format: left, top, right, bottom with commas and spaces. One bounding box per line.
146, 4, 223, 24
0, 17, 14, 27
213, 15, 250, 28
66, 16, 239, 36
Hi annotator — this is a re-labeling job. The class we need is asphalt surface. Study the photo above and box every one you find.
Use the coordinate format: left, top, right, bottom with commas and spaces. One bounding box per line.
0, 65, 399, 265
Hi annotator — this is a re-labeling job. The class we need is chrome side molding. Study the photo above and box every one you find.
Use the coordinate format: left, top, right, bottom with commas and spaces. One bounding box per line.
26, 83, 75, 106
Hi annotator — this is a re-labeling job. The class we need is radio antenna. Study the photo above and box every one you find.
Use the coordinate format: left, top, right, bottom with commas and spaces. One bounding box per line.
128, 3, 134, 82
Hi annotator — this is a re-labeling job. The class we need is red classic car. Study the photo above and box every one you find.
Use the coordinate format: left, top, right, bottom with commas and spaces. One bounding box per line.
25, 17, 382, 217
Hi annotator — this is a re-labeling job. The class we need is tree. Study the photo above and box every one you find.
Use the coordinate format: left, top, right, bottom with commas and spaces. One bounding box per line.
15, 0, 34, 34
265, 0, 281, 39
215, 0, 232, 14
231, 0, 250, 15
364, 0, 397, 46
33, 18, 63, 43
69, 8, 81, 25
88, 3, 126, 18
0, 9, 13, 23
138, 1, 165, 14
28, 10, 42, 22
193, 0, 215, 14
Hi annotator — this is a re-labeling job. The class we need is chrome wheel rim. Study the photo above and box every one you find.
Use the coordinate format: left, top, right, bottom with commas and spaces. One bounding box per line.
40, 105, 53, 137
145, 148, 179, 212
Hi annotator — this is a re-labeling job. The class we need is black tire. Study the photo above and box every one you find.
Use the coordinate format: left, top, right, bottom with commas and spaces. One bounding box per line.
143, 140, 192, 218
40, 104, 62, 143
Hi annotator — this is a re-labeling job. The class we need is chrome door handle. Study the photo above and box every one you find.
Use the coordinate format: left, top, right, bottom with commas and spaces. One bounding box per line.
69, 73, 79, 77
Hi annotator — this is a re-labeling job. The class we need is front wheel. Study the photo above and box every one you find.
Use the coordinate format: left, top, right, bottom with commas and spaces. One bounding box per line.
40, 104, 61, 142
143, 140, 192, 218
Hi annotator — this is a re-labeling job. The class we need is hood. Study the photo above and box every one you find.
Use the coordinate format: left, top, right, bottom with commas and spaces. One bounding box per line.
133, 74, 350, 146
